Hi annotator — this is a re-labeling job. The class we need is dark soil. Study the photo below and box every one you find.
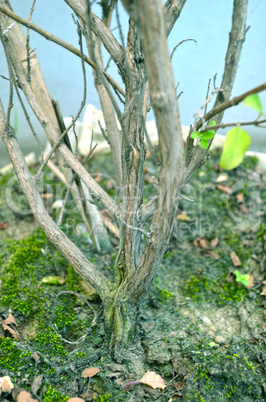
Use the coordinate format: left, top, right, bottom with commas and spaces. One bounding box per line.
0, 150, 265, 401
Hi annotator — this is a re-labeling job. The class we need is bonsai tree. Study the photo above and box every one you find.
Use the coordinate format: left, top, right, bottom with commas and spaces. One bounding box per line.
0, 0, 265, 360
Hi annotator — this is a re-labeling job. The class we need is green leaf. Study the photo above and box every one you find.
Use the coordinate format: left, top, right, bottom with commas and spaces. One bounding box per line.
209, 120, 216, 126
234, 270, 250, 287
200, 139, 209, 149
202, 130, 215, 140
243, 94, 263, 114
40, 276, 65, 285
220, 127, 251, 170
191, 131, 201, 139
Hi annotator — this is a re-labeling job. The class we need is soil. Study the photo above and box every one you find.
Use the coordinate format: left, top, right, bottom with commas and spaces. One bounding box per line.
0, 150, 265, 402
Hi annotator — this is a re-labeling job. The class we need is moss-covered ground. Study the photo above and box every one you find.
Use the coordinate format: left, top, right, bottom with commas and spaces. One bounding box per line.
0, 149, 265, 401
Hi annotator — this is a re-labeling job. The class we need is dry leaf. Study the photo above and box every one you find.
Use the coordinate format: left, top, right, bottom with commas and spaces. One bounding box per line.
193, 237, 218, 250
205, 251, 220, 260
236, 193, 244, 203
174, 381, 185, 392
260, 286, 266, 296
139, 370, 166, 390
210, 237, 219, 248
81, 367, 100, 378
248, 275, 254, 288
0, 221, 8, 230
68, 398, 85, 402
31, 374, 43, 394
32, 352, 40, 368
2, 324, 19, 340
216, 184, 232, 194
3, 313, 18, 327
177, 213, 191, 221
230, 251, 241, 266
215, 174, 228, 183
17, 390, 38, 402
0, 376, 14, 392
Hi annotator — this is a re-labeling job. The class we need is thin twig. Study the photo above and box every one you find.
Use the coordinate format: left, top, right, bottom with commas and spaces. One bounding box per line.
0, 4, 125, 97
204, 78, 211, 115
170, 38, 197, 60
195, 83, 266, 131
51, 290, 98, 345
34, 20, 87, 182
26, 0, 37, 83
12, 69, 44, 162
199, 118, 266, 133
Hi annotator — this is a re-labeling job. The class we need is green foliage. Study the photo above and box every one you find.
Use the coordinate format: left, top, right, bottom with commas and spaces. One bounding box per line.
43, 385, 69, 402
243, 93, 263, 115
234, 270, 250, 287
191, 121, 216, 149
220, 127, 251, 170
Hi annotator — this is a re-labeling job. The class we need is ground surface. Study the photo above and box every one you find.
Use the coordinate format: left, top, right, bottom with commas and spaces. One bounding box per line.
0, 150, 265, 401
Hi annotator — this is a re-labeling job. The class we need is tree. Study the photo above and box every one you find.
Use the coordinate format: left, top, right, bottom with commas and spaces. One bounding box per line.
0, 0, 265, 361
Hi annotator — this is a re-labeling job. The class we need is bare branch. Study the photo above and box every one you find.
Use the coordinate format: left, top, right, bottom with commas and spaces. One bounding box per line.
125, 0, 185, 301
2, 31, 119, 219
0, 101, 112, 297
164, 0, 187, 37
195, 82, 266, 131
0, 3, 125, 97
64, 0, 124, 71
184, 0, 249, 184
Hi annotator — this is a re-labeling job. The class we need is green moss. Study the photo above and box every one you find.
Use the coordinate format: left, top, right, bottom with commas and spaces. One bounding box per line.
185, 274, 248, 305
183, 352, 263, 400
43, 385, 69, 402
156, 285, 174, 300
0, 337, 31, 372
0, 229, 47, 315
93, 394, 111, 402
32, 327, 67, 357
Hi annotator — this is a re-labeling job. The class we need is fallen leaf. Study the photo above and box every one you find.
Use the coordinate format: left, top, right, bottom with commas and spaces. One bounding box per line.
40, 193, 53, 199
230, 251, 241, 266
17, 390, 38, 402
236, 193, 244, 203
3, 313, 18, 327
68, 398, 85, 402
216, 184, 232, 194
260, 286, 266, 296
31, 352, 40, 368
2, 324, 19, 340
177, 213, 191, 221
215, 174, 228, 183
0, 221, 8, 230
0, 376, 14, 392
193, 237, 218, 250
139, 370, 166, 390
31, 374, 43, 394
81, 367, 100, 378
174, 381, 185, 392
39, 276, 65, 286
205, 251, 220, 260
248, 275, 254, 288
210, 237, 219, 248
